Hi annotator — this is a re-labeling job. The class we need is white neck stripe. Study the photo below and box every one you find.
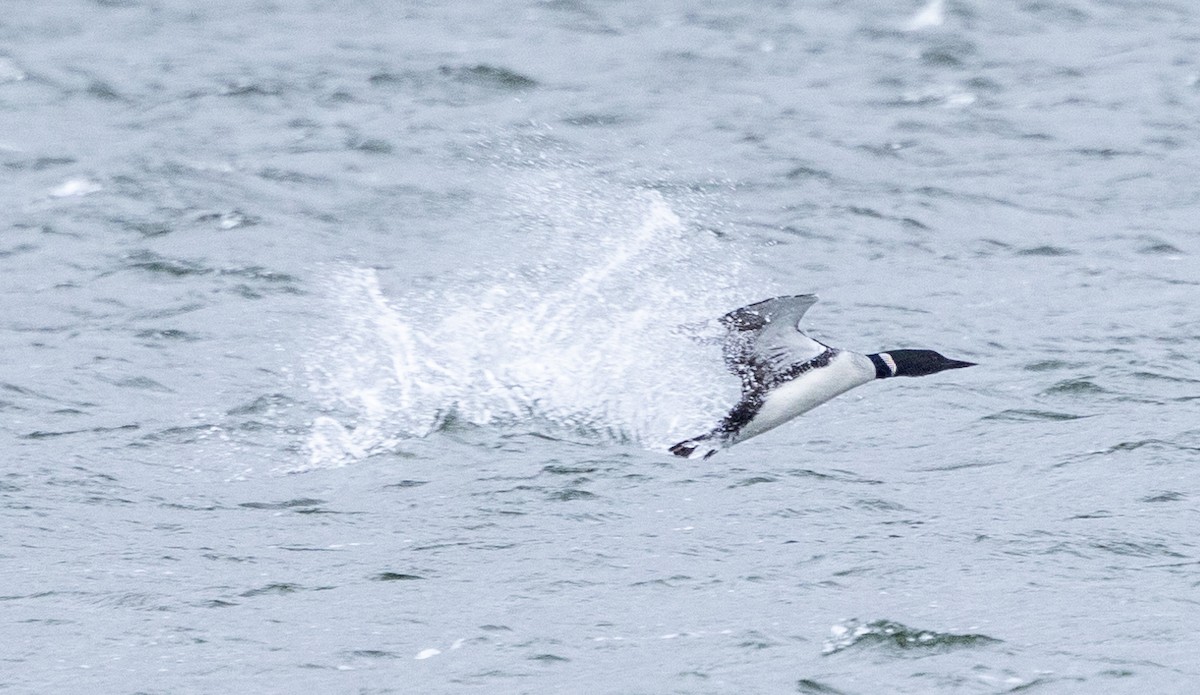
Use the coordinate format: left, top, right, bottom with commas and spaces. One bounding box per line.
880, 352, 897, 377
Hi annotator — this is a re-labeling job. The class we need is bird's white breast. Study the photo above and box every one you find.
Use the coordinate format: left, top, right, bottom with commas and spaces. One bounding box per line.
733, 351, 875, 442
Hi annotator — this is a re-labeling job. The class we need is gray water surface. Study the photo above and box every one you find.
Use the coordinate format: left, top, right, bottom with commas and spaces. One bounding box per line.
3, 1, 1199, 693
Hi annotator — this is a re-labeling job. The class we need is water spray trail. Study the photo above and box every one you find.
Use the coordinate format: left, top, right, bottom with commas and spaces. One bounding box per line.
302, 164, 772, 468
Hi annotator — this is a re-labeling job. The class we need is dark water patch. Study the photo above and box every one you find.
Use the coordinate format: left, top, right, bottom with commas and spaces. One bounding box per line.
412, 541, 473, 552
82, 494, 136, 506
294, 506, 360, 516
125, 256, 302, 293
1042, 378, 1106, 396
239, 498, 326, 510
564, 511, 627, 522
966, 76, 1003, 93
1096, 439, 1200, 455
323, 89, 354, 105
796, 678, 848, 694
127, 251, 211, 277
1024, 360, 1071, 372
786, 468, 883, 485
1016, 245, 1075, 257
113, 375, 173, 392
561, 113, 626, 127
823, 619, 1000, 655
21, 423, 138, 439
737, 630, 781, 650
920, 38, 976, 68
92, 591, 166, 610
1138, 241, 1184, 255
1098, 669, 1137, 680
529, 653, 570, 663
1092, 540, 1184, 559
983, 409, 1087, 422
85, 79, 126, 101
632, 575, 693, 588
134, 328, 202, 342
541, 464, 599, 475
226, 393, 293, 416
919, 459, 1005, 472
481, 624, 512, 632
230, 283, 301, 299
779, 224, 838, 241
1022, 1, 1090, 23
1007, 677, 1065, 692
373, 572, 424, 581
367, 70, 423, 87
132, 301, 206, 319
385, 480, 429, 489
222, 80, 287, 97
220, 265, 300, 283
857, 302, 932, 314
855, 498, 911, 512
474, 483, 543, 499
440, 64, 538, 90
0, 242, 38, 258
1073, 147, 1140, 159
205, 599, 239, 608
162, 501, 224, 512
729, 476, 777, 488
549, 489, 596, 501
786, 165, 834, 181
17, 618, 74, 626
1142, 491, 1185, 503
1130, 370, 1198, 384
201, 554, 253, 566
1070, 510, 1113, 519
349, 650, 400, 659
3, 155, 76, 171
345, 135, 394, 154
240, 583, 303, 597
138, 424, 218, 444
196, 210, 259, 230
844, 205, 884, 219
122, 220, 172, 238
257, 167, 331, 185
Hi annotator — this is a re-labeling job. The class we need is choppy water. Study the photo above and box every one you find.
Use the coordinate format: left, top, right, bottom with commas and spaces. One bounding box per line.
3, 1, 1199, 692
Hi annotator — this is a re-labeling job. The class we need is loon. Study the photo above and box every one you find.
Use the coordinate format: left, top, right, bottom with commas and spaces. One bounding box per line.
669, 294, 975, 459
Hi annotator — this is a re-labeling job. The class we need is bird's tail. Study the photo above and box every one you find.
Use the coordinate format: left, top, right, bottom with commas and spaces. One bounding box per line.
669, 433, 725, 460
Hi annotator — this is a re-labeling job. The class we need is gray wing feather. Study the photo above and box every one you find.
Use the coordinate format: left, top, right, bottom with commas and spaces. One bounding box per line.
720, 295, 827, 391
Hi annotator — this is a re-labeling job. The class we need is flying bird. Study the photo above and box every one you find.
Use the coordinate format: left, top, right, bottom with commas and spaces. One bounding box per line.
670, 295, 974, 458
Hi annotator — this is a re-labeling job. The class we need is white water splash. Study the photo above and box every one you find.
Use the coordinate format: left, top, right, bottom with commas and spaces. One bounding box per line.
303, 167, 769, 468
904, 0, 945, 31
49, 178, 102, 198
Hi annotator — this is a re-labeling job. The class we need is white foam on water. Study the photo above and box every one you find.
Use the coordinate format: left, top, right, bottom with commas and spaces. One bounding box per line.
49, 178, 102, 198
904, 0, 945, 31
302, 162, 769, 468
0, 56, 25, 83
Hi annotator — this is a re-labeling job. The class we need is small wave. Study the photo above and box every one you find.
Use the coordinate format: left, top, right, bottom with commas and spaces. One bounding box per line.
982, 408, 1088, 422
823, 619, 1000, 655
439, 64, 539, 90
1041, 378, 1107, 396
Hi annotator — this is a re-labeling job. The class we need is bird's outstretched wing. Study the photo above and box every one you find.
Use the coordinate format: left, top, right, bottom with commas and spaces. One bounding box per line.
720, 294, 827, 391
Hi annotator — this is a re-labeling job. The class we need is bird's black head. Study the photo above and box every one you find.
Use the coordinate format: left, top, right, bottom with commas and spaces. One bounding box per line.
870, 349, 976, 378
